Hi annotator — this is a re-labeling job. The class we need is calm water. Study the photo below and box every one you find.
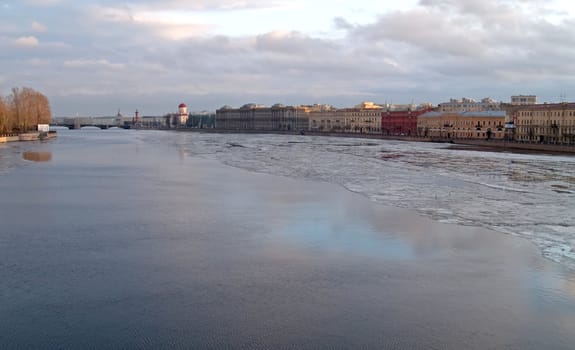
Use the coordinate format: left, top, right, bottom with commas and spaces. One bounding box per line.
1, 129, 575, 349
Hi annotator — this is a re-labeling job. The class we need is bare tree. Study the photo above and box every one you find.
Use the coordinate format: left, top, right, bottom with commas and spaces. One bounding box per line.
5, 89, 19, 132
9, 87, 27, 131
28, 89, 52, 125
0, 96, 7, 133
5, 87, 52, 132
36, 92, 52, 124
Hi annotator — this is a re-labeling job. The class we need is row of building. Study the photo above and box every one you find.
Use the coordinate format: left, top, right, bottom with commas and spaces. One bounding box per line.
213, 96, 575, 145
216, 102, 433, 136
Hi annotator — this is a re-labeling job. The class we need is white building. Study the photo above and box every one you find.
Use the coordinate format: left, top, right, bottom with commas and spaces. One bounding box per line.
439, 97, 500, 112
178, 103, 188, 126
511, 95, 537, 105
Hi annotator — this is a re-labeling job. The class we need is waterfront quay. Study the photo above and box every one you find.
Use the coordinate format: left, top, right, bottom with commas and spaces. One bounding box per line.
213, 100, 575, 147
0, 133, 20, 143
0, 131, 57, 143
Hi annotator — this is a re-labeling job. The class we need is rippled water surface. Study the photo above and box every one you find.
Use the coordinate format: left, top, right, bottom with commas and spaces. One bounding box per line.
174, 132, 575, 269
1, 129, 575, 349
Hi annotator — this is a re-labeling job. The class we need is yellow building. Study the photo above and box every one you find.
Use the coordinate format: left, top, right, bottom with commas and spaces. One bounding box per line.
417, 111, 506, 140
307, 102, 382, 134
340, 102, 383, 134
308, 106, 342, 132
513, 103, 575, 144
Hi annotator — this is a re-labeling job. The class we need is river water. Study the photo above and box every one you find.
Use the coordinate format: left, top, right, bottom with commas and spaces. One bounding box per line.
1, 129, 575, 349
177, 132, 575, 269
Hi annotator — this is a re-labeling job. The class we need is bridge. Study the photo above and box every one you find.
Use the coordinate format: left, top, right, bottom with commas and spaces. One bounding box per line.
51, 116, 168, 129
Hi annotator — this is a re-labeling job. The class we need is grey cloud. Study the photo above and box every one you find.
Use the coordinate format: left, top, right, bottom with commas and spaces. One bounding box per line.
357, 9, 486, 57
254, 31, 337, 55
353, 0, 575, 75
2, 0, 574, 116
176, 31, 403, 84
334, 17, 354, 31
37, 27, 410, 114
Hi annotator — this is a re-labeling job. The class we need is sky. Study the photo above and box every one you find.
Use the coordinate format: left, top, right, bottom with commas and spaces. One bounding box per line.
1, 0, 575, 116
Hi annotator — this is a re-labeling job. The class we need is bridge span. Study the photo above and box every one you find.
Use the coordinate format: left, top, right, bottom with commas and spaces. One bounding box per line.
51, 116, 167, 129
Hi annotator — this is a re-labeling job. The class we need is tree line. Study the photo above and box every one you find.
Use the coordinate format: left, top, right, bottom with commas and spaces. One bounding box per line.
0, 87, 52, 134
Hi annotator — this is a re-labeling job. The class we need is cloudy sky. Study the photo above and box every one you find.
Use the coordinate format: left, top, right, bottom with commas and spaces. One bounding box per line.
1, 0, 575, 116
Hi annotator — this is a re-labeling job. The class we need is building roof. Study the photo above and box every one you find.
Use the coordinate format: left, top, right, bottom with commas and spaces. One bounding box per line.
461, 110, 507, 117
419, 110, 506, 118
178, 103, 187, 108
514, 102, 575, 110
241, 103, 266, 109
419, 111, 444, 118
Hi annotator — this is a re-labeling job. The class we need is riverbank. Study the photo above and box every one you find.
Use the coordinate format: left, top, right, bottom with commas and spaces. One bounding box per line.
0, 131, 57, 143
0, 134, 20, 143
174, 128, 575, 154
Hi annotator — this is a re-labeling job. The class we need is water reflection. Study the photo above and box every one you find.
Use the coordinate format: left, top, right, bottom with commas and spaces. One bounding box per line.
22, 151, 52, 162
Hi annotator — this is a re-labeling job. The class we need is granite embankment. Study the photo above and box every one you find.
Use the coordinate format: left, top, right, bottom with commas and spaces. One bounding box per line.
1, 131, 57, 143
0, 134, 20, 143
